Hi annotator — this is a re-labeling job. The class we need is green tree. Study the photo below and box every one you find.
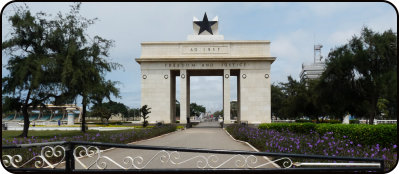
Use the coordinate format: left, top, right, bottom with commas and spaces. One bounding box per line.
91, 101, 128, 123
190, 103, 206, 117
304, 79, 328, 122
213, 109, 223, 118
316, 73, 349, 121
105, 101, 128, 118
377, 98, 389, 119
90, 106, 111, 124
2, 96, 19, 118
140, 105, 151, 127
321, 27, 397, 124
2, 6, 67, 137
127, 108, 140, 121
230, 101, 238, 120
2, 3, 121, 135
176, 100, 180, 117
49, 3, 121, 132
279, 76, 307, 119
271, 84, 286, 119
277, 76, 326, 122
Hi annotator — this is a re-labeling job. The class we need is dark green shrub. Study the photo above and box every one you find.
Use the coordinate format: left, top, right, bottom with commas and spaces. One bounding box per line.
258, 123, 316, 133
140, 105, 151, 128
315, 124, 397, 147
258, 123, 286, 131
259, 123, 397, 147
295, 119, 313, 123
349, 119, 360, 124
321, 120, 341, 124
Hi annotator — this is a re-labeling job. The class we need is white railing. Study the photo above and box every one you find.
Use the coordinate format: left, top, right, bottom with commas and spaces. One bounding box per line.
294, 162, 380, 167
359, 120, 397, 125
375, 120, 397, 124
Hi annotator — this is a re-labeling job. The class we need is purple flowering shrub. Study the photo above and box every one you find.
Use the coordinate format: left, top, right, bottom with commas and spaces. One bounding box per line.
259, 123, 397, 147
2, 125, 177, 168
226, 125, 397, 171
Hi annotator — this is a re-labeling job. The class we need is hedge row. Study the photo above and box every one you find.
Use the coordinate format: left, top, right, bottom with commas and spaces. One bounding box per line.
295, 119, 341, 124
294, 119, 313, 123
259, 123, 316, 133
258, 123, 397, 147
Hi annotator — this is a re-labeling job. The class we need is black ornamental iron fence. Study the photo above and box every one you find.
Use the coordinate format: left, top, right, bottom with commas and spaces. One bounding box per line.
2, 141, 384, 173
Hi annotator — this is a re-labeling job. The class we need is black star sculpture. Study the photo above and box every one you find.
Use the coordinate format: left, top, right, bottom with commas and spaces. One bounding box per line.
194, 13, 217, 35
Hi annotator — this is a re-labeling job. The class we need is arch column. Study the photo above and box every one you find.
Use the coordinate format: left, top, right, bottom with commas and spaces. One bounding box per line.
180, 69, 189, 124
223, 69, 231, 124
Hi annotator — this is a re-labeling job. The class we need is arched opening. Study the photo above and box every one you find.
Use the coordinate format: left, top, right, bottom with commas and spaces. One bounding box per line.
170, 69, 240, 127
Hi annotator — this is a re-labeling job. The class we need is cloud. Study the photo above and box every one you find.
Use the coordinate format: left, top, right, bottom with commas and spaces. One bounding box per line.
366, 12, 397, 32
328, 29, 358, 46
112, 91, 141, 108
305, 2, 354, 17
272, 38, 300, 60
270, 29, 315, 82
173, 76, 237, 113
327, 10, 397, 47
271, 29, 313, 59
2, 2, 396, 112
189, 76, 223, 113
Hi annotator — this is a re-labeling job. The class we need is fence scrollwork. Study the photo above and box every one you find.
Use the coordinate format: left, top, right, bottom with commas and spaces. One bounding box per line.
71, 146, 293, 169
1, 141, 384, 172
2, 145, 65, 169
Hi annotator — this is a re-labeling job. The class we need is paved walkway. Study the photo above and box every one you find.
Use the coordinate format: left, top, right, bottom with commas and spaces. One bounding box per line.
193, 121, 221, 128
72, 122, 277, 170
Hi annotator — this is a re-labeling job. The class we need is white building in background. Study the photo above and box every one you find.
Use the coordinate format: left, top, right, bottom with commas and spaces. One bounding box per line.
300, 45, 326, 82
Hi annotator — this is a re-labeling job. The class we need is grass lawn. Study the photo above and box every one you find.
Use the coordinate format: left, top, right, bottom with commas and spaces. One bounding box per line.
2, 125, 178, 144
3, 130, 109, 140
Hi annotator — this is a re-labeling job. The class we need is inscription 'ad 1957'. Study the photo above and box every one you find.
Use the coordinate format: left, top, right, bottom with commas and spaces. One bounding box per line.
182, 46, 229, 54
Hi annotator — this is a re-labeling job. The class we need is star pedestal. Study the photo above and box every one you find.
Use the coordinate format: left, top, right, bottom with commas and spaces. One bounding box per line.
187, 35, 224, 41
187, 13, 224, 41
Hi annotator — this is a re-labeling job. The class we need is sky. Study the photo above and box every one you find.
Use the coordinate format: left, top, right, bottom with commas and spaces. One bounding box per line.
1, 2, 397, 113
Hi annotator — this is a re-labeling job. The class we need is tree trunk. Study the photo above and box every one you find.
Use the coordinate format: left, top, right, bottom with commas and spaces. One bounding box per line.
368, 112, 375, 125
18, 89, 32, 138
81, 96, 87, 132
369, 104, 377, 125
18, 105, 30, 138
369, 96, 378, 125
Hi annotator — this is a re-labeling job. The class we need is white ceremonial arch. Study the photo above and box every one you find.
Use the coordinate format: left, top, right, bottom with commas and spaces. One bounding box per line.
135, 13, 276, 125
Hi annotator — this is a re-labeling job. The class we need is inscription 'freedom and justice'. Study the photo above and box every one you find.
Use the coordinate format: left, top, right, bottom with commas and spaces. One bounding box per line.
164, 62, 246, 68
